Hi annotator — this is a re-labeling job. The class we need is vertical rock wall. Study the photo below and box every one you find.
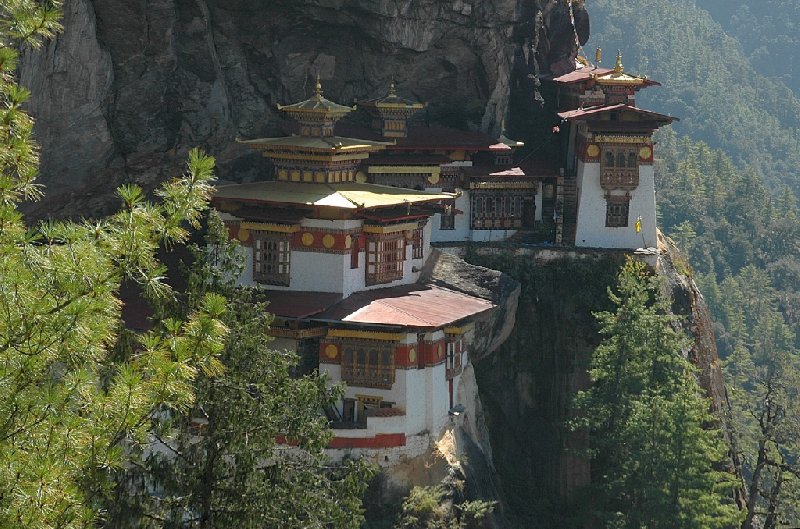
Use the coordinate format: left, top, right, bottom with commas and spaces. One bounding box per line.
20, 0, 587, 218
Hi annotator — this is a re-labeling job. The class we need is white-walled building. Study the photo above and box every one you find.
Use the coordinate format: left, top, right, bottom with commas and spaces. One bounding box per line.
212, 81, 498, 463
548, 52, 676, 249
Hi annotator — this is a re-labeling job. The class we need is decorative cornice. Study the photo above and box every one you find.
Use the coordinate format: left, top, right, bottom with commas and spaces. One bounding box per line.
327, 329, 405, 341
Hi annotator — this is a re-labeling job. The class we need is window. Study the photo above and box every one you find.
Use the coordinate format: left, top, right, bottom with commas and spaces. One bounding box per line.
366, 235, 405, 285
471, 192, 524, 229
340, 341, 396, 389
600, 146, 640, 190
446, 338, 463, 380
350, 234, 360, 269
412, 227, 424, 259
440, 207, 456, 230
253, 232, 290, 286
605, 194, 630, 227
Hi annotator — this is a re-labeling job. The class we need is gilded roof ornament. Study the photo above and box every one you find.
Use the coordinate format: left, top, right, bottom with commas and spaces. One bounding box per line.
314, 73, 323, 96
614, 50, 624, 73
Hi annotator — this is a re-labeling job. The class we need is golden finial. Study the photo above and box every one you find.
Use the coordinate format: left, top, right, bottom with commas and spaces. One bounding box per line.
595, 47, 602, 66
315, 73, 323, 96
614, 50, 624, 73
388, 77, 397, 97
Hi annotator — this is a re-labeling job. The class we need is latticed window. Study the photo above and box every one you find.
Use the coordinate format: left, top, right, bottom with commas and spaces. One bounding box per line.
471, 192, 524, 229
253, 232, 290, 286
602, 146, 638, 169
601, 146, 640, 189
605, 194, 630, 227
340, 341, 396, 389
412, 227, 424, 259
366, 236, 405, 285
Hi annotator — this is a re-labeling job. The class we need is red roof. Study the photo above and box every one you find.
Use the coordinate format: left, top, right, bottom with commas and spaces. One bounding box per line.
489, 167, 527, 177
260, 290, 343, 319
558, 104, 676, 123
548, 67, 613, 84
489, 142, 512, 151
463, 160, 560, 179
316, 284, 494, 329
336, 123, 496, 151
367, 153, 452, 165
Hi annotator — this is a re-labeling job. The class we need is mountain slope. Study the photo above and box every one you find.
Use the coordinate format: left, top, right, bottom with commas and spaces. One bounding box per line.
588, 0, 800, 194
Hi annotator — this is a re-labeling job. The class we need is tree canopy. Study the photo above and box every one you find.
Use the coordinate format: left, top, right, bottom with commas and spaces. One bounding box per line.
573, 259, 741, 529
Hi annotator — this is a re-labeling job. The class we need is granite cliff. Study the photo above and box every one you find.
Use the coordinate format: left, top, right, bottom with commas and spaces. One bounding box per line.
20, 0, 587, 218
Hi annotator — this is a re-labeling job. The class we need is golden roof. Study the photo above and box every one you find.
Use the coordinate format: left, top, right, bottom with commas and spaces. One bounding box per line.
237, 135, 391, 152
214, 181, 455, 210
277, 74, 355, 117
592, 51, 649, 87
361, 80, 425, 111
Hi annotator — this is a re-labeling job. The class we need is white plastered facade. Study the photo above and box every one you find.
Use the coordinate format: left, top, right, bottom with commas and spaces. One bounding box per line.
574, 161, 657, 249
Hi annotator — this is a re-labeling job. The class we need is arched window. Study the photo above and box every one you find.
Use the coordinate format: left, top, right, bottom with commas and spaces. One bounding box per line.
628, 151, 638, 168
605, 151, 615, 167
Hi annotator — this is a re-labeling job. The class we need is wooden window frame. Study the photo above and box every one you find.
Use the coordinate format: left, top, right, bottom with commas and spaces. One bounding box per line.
445, 337, 463, 380
412, 227, 424, 259
365, 235, 405, 286
340, 341, 396, 389
470, 191, 524, 229
253, 232, 291, 286
605, 194, 630, 228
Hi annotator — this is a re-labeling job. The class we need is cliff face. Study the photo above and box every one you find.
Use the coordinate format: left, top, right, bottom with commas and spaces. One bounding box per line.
19, 0, 587, 218
460, 244, 735, 525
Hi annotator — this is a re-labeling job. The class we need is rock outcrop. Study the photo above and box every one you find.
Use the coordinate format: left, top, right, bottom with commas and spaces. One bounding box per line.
20, 0, 587, 218
456, 244, 735, 526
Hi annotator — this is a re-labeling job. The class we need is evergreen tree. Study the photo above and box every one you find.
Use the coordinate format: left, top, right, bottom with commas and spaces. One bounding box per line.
105, 214, 374, 529
573, 259, 741, 529
0, 4, 229, 526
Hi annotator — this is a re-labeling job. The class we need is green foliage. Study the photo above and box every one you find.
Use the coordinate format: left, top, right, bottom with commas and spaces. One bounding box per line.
656, 130, 800, 355
105, 214, 375, 529
591, 0, 800, 194
653, 127, 800, 527
0, 4, 233, 527
397, 485, 495, 529
0, 105, 223, 529
573, 259, 741, 529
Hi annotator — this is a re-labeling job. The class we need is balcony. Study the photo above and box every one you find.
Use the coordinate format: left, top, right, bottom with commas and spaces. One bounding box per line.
600, 168, 639, 190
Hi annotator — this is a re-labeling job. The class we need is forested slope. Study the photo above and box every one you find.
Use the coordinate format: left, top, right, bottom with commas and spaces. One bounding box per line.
589, 0, 800, 194
695, 0, 800, 95
655, 129, 800, 527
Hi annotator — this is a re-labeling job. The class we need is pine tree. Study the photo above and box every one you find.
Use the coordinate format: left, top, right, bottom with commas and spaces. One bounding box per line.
0, 4, 227, 527
573, 259, 741, 529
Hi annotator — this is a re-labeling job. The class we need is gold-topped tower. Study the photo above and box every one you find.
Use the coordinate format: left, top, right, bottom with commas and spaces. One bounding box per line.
239, 76, 390, 184
360, 80, 425, 139
277, 74, 356, 137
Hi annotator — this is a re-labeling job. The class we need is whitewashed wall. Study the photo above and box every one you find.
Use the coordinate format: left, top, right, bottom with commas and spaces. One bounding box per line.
574, 161, 657, 249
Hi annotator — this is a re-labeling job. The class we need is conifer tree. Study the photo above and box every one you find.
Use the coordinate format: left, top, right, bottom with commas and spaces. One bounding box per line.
0, 3, 228, 527
573, 259, 741, 529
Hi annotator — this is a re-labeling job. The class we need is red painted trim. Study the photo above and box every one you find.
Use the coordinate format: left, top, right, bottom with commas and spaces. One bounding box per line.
328, 433, 407, 449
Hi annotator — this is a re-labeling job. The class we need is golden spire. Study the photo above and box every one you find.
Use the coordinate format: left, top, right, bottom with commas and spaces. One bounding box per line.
388, 78, 397, 97
614, 50, 624, 73
596, 47, 602, 66
314, 73, 323, 96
